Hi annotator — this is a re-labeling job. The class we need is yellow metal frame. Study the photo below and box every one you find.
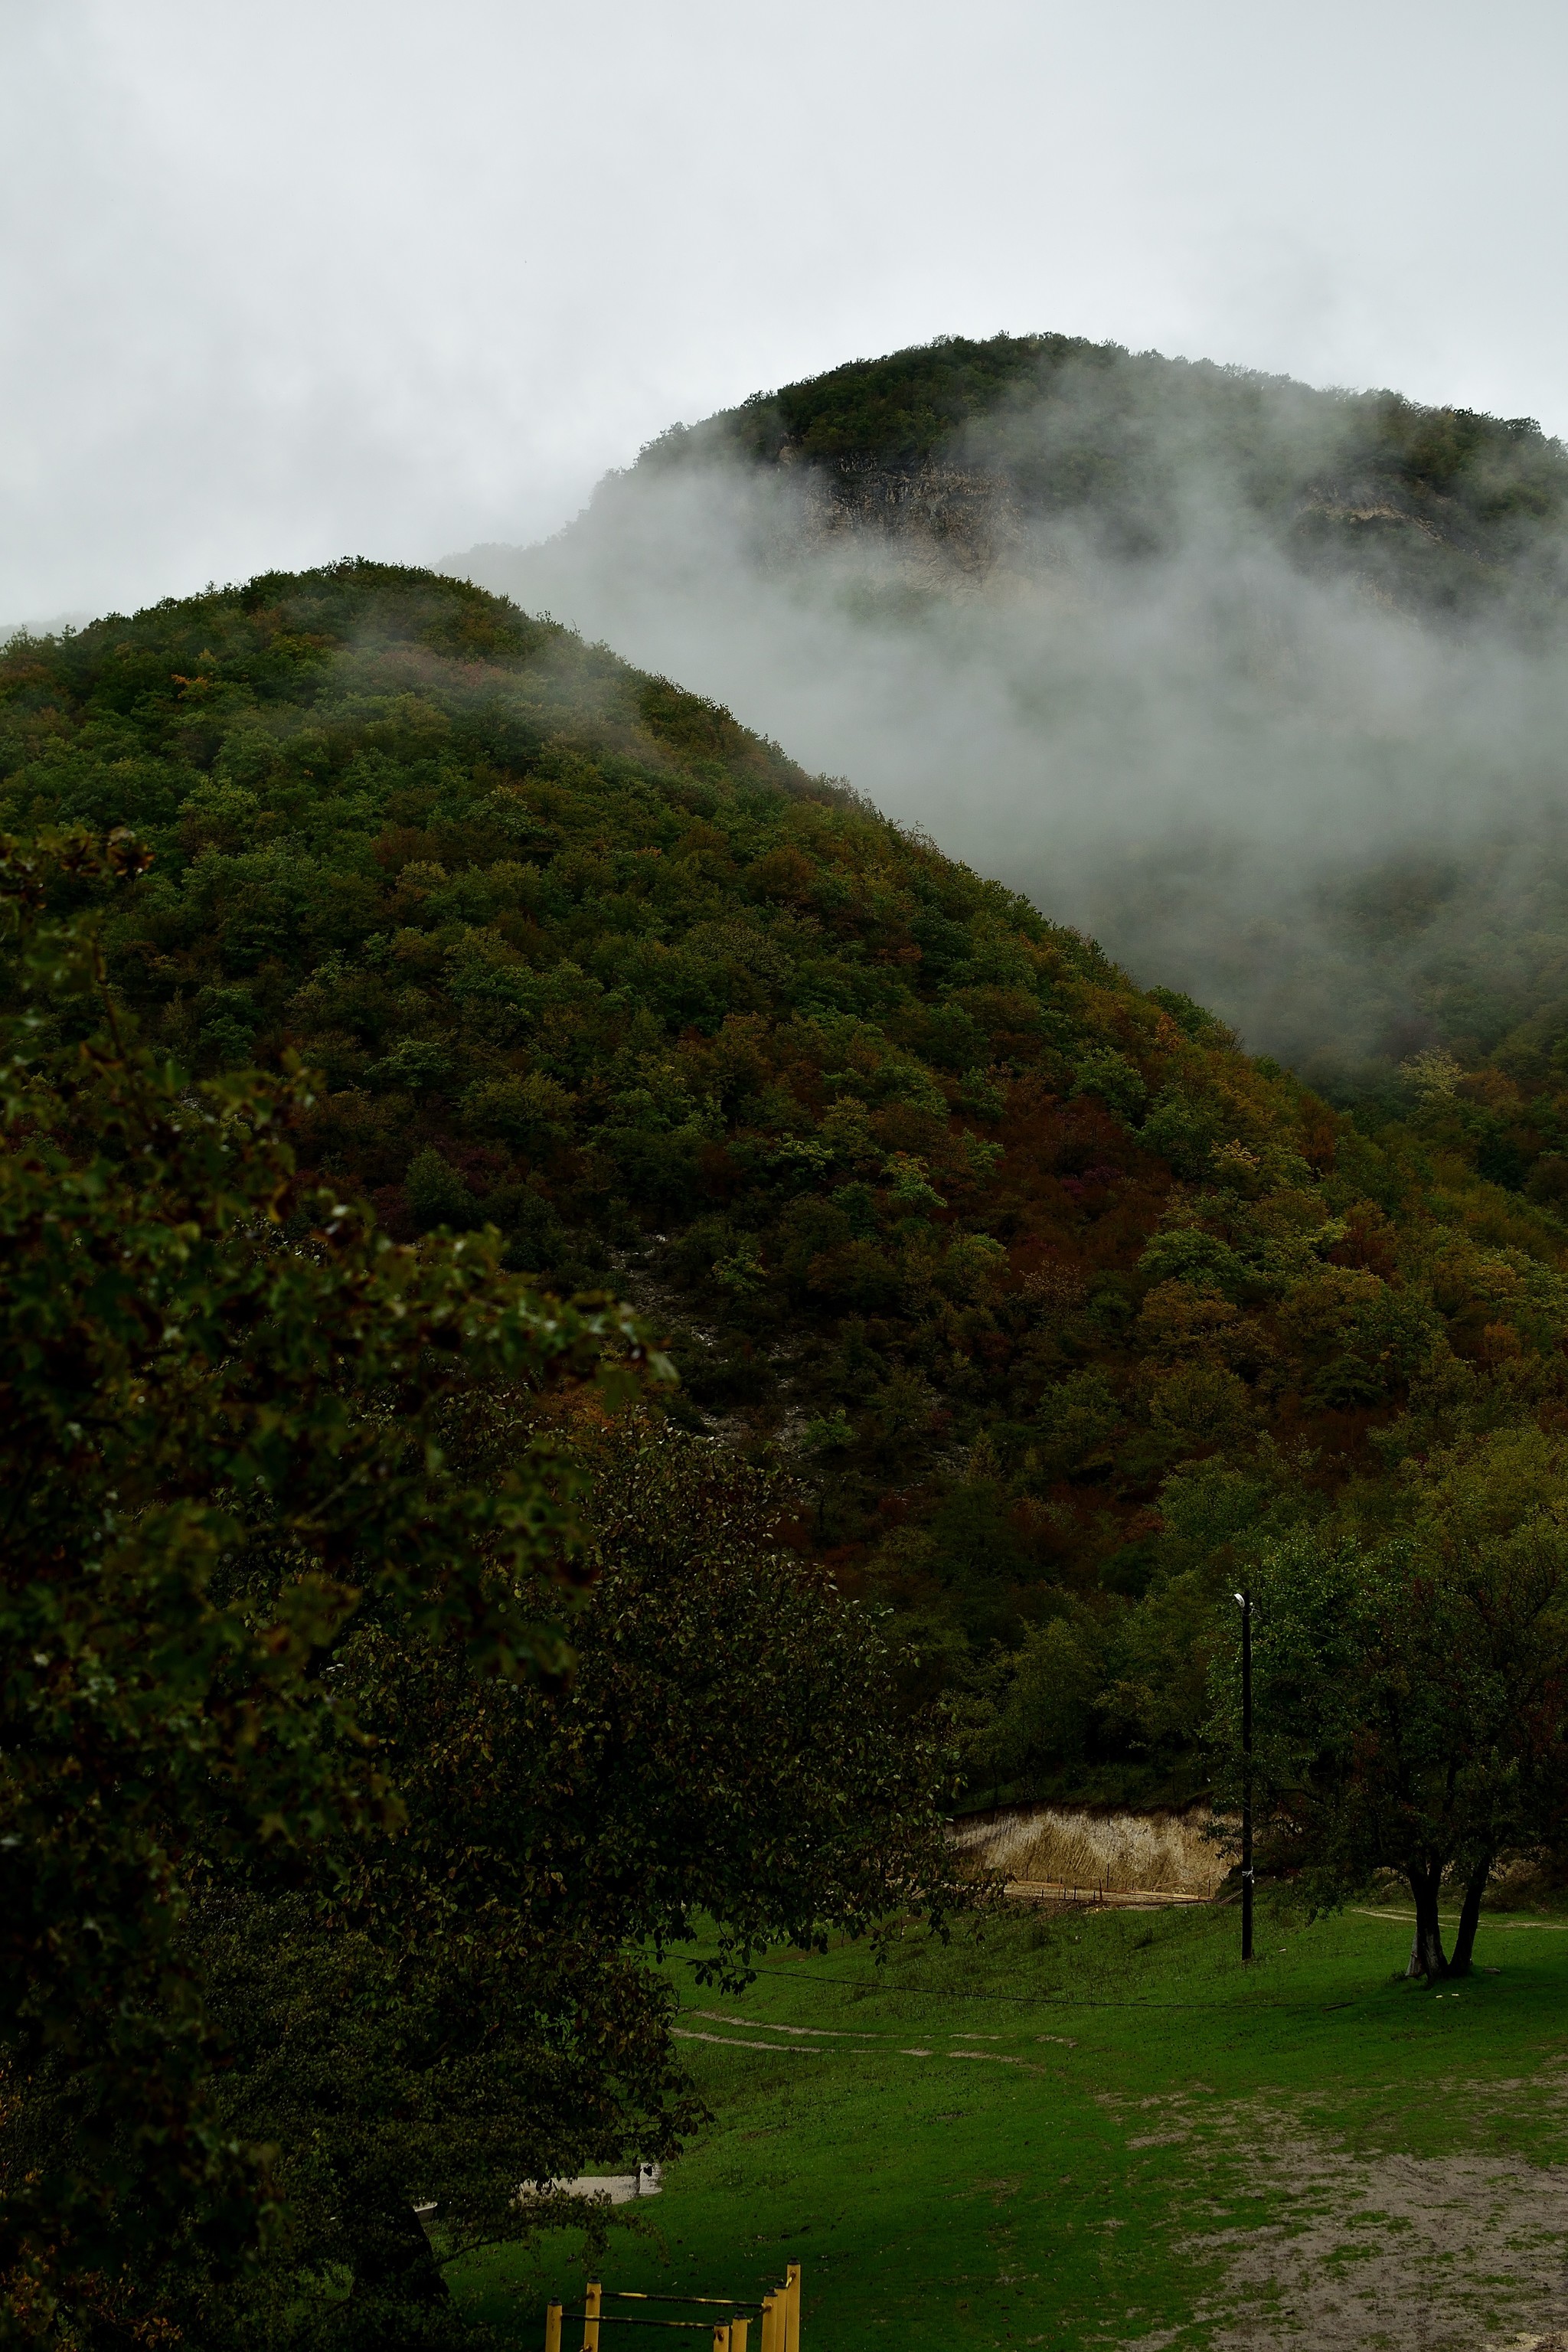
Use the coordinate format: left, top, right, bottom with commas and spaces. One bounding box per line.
554, 2263, 799, 2352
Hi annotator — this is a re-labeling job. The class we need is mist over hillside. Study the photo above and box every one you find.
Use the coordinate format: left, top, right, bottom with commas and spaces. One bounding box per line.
452, 335, 1568, 1097
16, 557, 1568, 1776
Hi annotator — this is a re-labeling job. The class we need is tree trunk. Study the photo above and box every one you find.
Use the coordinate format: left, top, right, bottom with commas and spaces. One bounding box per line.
1446, 1857, 1492, 1978
341, 2176, 450, 2307
1405, 1860, 1448, 1978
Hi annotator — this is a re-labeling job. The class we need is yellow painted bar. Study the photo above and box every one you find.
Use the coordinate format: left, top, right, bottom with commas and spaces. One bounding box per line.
712, 2328, 730, 2352
583, 2279, 602, 2352
785, 2265, 801, 2352
545, 2305, 562, 2352
760, 2291, 777, 2352
732, 2320, 749, 2352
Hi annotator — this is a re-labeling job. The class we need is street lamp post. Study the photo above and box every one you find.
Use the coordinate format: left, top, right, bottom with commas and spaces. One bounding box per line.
1234, 1589, 1253, 1964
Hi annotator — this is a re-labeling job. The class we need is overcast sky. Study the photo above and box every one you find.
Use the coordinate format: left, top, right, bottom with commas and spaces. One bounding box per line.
6, 0, 1568, 629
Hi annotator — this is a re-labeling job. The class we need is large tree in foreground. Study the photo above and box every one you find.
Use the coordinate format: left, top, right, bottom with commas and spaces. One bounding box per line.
0, 832, 636, 2344
1217, 1426, 1568, 1977
0, 831, 959, 2350
189, 1432, 958, 2349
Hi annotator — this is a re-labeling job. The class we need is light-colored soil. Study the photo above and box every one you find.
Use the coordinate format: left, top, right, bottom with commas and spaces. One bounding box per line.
1005, 1876, 1214, 1909
1204, 2139, 1568, 2349
956, 1804, 1236, 1896
1111, 2100, 1568, 2351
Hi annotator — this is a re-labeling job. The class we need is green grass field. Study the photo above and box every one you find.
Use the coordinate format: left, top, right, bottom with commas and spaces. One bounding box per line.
452, 1896, 1568, 2350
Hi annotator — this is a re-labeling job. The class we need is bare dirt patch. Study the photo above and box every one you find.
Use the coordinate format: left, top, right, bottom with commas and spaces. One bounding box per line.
1173, 2126, 1568, 2350
956, 1805, 1234, 1897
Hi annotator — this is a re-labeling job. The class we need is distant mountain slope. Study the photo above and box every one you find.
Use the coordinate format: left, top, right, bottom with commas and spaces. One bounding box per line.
7, 561, 1568, 1796
653, 332, 1568, 623
455, 335, 1568, 1106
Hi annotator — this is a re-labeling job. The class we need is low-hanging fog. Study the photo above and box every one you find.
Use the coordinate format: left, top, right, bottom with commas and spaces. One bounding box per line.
453, 348, 1568, 1093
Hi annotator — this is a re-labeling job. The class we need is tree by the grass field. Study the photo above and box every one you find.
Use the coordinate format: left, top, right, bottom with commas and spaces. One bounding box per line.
186, 1432, 958, 2349
0, 829, 959, 2350
0, 831, 637, 2343
1216, 1426, 1568, 1977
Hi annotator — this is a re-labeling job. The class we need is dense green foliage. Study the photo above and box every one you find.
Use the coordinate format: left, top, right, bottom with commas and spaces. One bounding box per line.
733, 332, 1089, 467
8, 564, 1568, 1814
188, 1433, 953, 2348
0, 843, 622, 2341
1212, 1423, 1568, 1978
0, 848, 956, 2347
1380, 1037, 1568, 1212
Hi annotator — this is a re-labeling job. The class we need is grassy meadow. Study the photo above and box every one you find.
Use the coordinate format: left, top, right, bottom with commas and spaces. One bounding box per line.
452, 1895, 1568, 2351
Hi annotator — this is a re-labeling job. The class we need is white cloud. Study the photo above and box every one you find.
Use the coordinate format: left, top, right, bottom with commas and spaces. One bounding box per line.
5, 0, 1568, 623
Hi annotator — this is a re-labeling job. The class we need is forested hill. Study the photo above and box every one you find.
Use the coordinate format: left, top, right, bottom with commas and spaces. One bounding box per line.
633, 332, 1568, 622
7, 561, 1568, 1797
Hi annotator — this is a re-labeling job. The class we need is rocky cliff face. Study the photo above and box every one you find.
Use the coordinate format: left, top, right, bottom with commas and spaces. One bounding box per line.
774, 445, 1024, 579
760, 436, 1559, 621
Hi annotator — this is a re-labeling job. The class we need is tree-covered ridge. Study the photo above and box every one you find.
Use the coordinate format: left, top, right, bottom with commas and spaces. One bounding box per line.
734, 332, 1565, 514
6, 561, 1568, 1792
733, 333, 1096, 467
643, 332, 1568, 617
